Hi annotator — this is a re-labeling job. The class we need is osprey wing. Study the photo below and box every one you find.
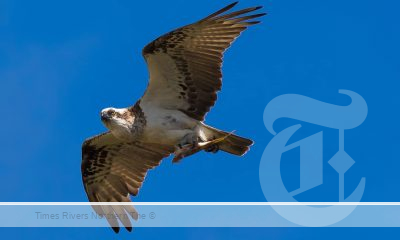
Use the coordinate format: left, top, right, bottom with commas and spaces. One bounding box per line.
81, 132, 173, 232
141, 2, 265, 121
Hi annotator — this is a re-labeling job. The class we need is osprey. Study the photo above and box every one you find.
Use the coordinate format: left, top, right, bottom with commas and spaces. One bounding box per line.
81, 2, 265, 232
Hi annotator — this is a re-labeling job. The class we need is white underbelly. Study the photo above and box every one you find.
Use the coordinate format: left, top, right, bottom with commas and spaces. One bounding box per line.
140, 104, 199, 145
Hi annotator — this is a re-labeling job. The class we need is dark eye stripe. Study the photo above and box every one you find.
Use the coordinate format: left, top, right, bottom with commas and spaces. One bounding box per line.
108, 110, 116, 116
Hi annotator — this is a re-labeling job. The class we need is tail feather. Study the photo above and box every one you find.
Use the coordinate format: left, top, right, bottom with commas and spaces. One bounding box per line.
201, 125, 253, 156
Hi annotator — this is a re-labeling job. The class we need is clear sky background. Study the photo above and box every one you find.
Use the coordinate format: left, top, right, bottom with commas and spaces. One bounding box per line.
1, 0, 400, 239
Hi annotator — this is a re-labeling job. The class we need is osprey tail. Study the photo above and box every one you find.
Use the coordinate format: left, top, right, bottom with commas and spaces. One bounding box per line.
201, 125, 253, 156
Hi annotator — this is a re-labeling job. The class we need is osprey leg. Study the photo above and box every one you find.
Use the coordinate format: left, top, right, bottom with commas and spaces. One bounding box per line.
200, 124, 254, 156
173, 133, 233, 162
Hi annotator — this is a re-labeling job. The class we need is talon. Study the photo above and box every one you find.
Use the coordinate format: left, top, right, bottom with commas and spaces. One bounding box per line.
212, 144, 219, 153
205, 144, 219, 153
174, 133, 202, 162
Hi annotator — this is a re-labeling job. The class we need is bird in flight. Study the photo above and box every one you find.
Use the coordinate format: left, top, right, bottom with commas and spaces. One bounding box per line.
81, 2, 265, 233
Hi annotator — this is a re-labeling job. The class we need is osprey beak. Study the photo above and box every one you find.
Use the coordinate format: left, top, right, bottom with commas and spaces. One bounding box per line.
101, 111, 109, 121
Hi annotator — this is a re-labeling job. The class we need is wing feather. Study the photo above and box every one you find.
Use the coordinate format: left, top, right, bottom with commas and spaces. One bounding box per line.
81, 132, 174, 232
141, 3, 266, 121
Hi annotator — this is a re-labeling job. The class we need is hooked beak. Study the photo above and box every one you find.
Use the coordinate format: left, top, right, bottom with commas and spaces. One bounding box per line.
101, 111, 109, 121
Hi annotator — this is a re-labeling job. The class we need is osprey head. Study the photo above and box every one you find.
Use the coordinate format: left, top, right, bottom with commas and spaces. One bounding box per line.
100, 108, 133, 137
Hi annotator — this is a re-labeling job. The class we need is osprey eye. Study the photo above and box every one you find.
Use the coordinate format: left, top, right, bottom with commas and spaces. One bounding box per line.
108, 110, 116, 116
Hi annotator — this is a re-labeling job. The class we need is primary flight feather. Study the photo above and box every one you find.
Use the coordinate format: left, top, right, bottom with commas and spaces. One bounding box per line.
81, 2, 265, 232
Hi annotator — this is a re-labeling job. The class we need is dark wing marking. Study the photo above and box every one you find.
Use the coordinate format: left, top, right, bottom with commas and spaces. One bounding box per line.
81, 132, 173, 233
141, 2, 266, 121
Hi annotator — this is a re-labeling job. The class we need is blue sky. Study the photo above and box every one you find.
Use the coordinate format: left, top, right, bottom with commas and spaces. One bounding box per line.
1, 0, 400, 238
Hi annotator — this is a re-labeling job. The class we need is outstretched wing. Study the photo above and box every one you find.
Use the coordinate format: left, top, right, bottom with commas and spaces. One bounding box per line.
141, 2, 265, 121
81, 132, 173, 233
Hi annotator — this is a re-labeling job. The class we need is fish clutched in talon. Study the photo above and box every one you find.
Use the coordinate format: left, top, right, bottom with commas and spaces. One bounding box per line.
173, 132, 235, 163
